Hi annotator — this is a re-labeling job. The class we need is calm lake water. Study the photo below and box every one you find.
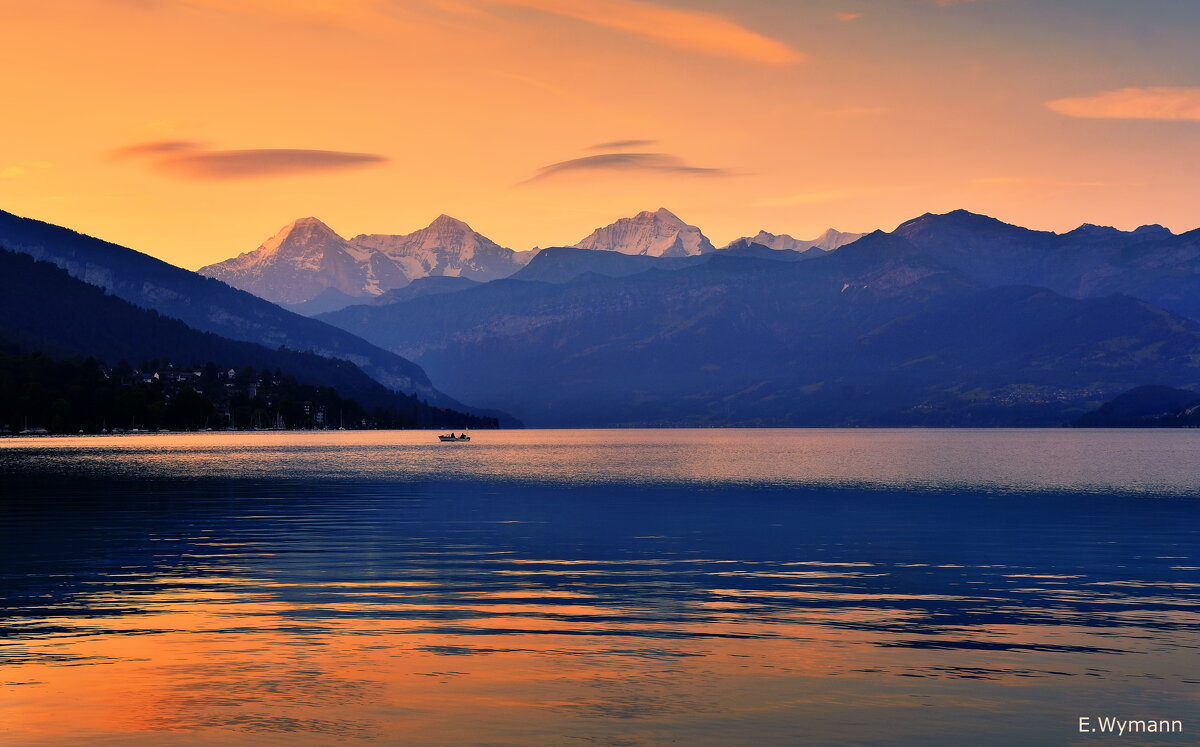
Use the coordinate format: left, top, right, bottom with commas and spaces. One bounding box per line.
1, 429, 1198, 745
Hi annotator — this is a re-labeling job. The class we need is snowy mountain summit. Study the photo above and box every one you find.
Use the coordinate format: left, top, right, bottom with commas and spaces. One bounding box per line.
573, 208, 715, 257
732, 228, 866, 254
199, 215, 528, 307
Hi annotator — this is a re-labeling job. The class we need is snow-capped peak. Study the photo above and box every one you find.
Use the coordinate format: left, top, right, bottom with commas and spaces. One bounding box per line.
200, 213, 523, 307
573, 208, 715, 257
426, 214, 473, 232
259, 217, 345, 257
728, 228, 866, 253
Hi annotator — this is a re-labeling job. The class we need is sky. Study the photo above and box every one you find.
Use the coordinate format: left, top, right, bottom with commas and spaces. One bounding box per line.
1, 0, 1197, 269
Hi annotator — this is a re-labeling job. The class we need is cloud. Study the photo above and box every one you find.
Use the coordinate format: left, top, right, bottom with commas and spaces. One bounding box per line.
109, 140, 389, 179
155, 149, 388, 179
1046, 87, 1200, 122
486, 0, 804, 65
109, 139, 205, 159
123, 0, 802, 64
835, 12, 864, 21
588, 139, 657, 150
523, 152, 727, 183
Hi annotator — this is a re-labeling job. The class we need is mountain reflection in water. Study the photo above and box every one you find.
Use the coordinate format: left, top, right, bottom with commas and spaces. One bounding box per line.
1, 430, 1197, 745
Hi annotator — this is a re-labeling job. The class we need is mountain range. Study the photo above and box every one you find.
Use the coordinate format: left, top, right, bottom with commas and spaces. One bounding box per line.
1071, 385, 1200, 428
199, 208, 863, 313
733, 228, 866, 254
892, 210, 1200, 319
0, 208, 509, 423
199, 215, 533, 308
313, 211, 1200, 427
7, 204, 1199, 429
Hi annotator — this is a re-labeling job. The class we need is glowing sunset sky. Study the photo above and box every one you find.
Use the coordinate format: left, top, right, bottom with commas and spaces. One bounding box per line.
1, 0, 1197, 269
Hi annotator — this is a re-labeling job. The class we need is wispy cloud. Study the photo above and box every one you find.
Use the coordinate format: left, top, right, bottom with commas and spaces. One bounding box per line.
125, 0, 802, 64
109, 139, 206, 159
157, 149, 387, 179
523, 152, 727, 183
588, 139, 657, 150
834, 12, 864, 21
1046, 87, 1200, 122
486, 0, 804, 65
110, 140, 388, 179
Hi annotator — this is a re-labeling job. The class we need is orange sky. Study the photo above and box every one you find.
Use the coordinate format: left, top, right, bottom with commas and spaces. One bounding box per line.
1, 0, 1197, 269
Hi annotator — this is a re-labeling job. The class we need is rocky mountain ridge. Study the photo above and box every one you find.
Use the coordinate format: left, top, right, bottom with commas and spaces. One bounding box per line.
200, 215, 530, 307
571, 207, 715, 257
199, 208, 873, 310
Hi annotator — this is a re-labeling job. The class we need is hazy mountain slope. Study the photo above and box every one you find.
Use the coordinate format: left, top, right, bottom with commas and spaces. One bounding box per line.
894, 210, 1200, 320
369, 276, 482, 305
1071, 385, 1200, 427
1068, 228, 1200, 320
718, 239, 813, 261
281, 287, 367, 316
510, 246, 709, 284
0, 209, 463, 407
729, 229, 865, 253
319, 232, 1200, 426
573, 208, 715, 257
200, 217, 368, 305
0, 248, 498, 428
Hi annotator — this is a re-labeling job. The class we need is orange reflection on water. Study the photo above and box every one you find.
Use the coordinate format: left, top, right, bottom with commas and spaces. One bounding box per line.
4, 572, 1183, 746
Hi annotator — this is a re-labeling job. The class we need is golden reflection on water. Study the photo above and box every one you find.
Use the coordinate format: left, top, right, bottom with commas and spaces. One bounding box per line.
0, 586, 1077, 745
6, 572, 1192, 746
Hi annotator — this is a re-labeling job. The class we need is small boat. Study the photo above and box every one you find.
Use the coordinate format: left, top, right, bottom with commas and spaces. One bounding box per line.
438, 433, 471, 442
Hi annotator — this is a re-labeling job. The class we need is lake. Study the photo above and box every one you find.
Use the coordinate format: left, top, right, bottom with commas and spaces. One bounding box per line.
1, 429, 1198, 745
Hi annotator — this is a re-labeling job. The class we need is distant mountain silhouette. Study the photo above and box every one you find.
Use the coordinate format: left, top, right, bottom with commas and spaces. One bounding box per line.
895, 209, 1200, 320
281, 287, 368, 316
1071, 385, 1200, 427
369, 275, 482, 306
0, 249, 498, 428
725, 228, 865, 254
710, 239, 814, 261
320, 231, 1200, 426
510, 246, 710, 284
0, 208, 473, 409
